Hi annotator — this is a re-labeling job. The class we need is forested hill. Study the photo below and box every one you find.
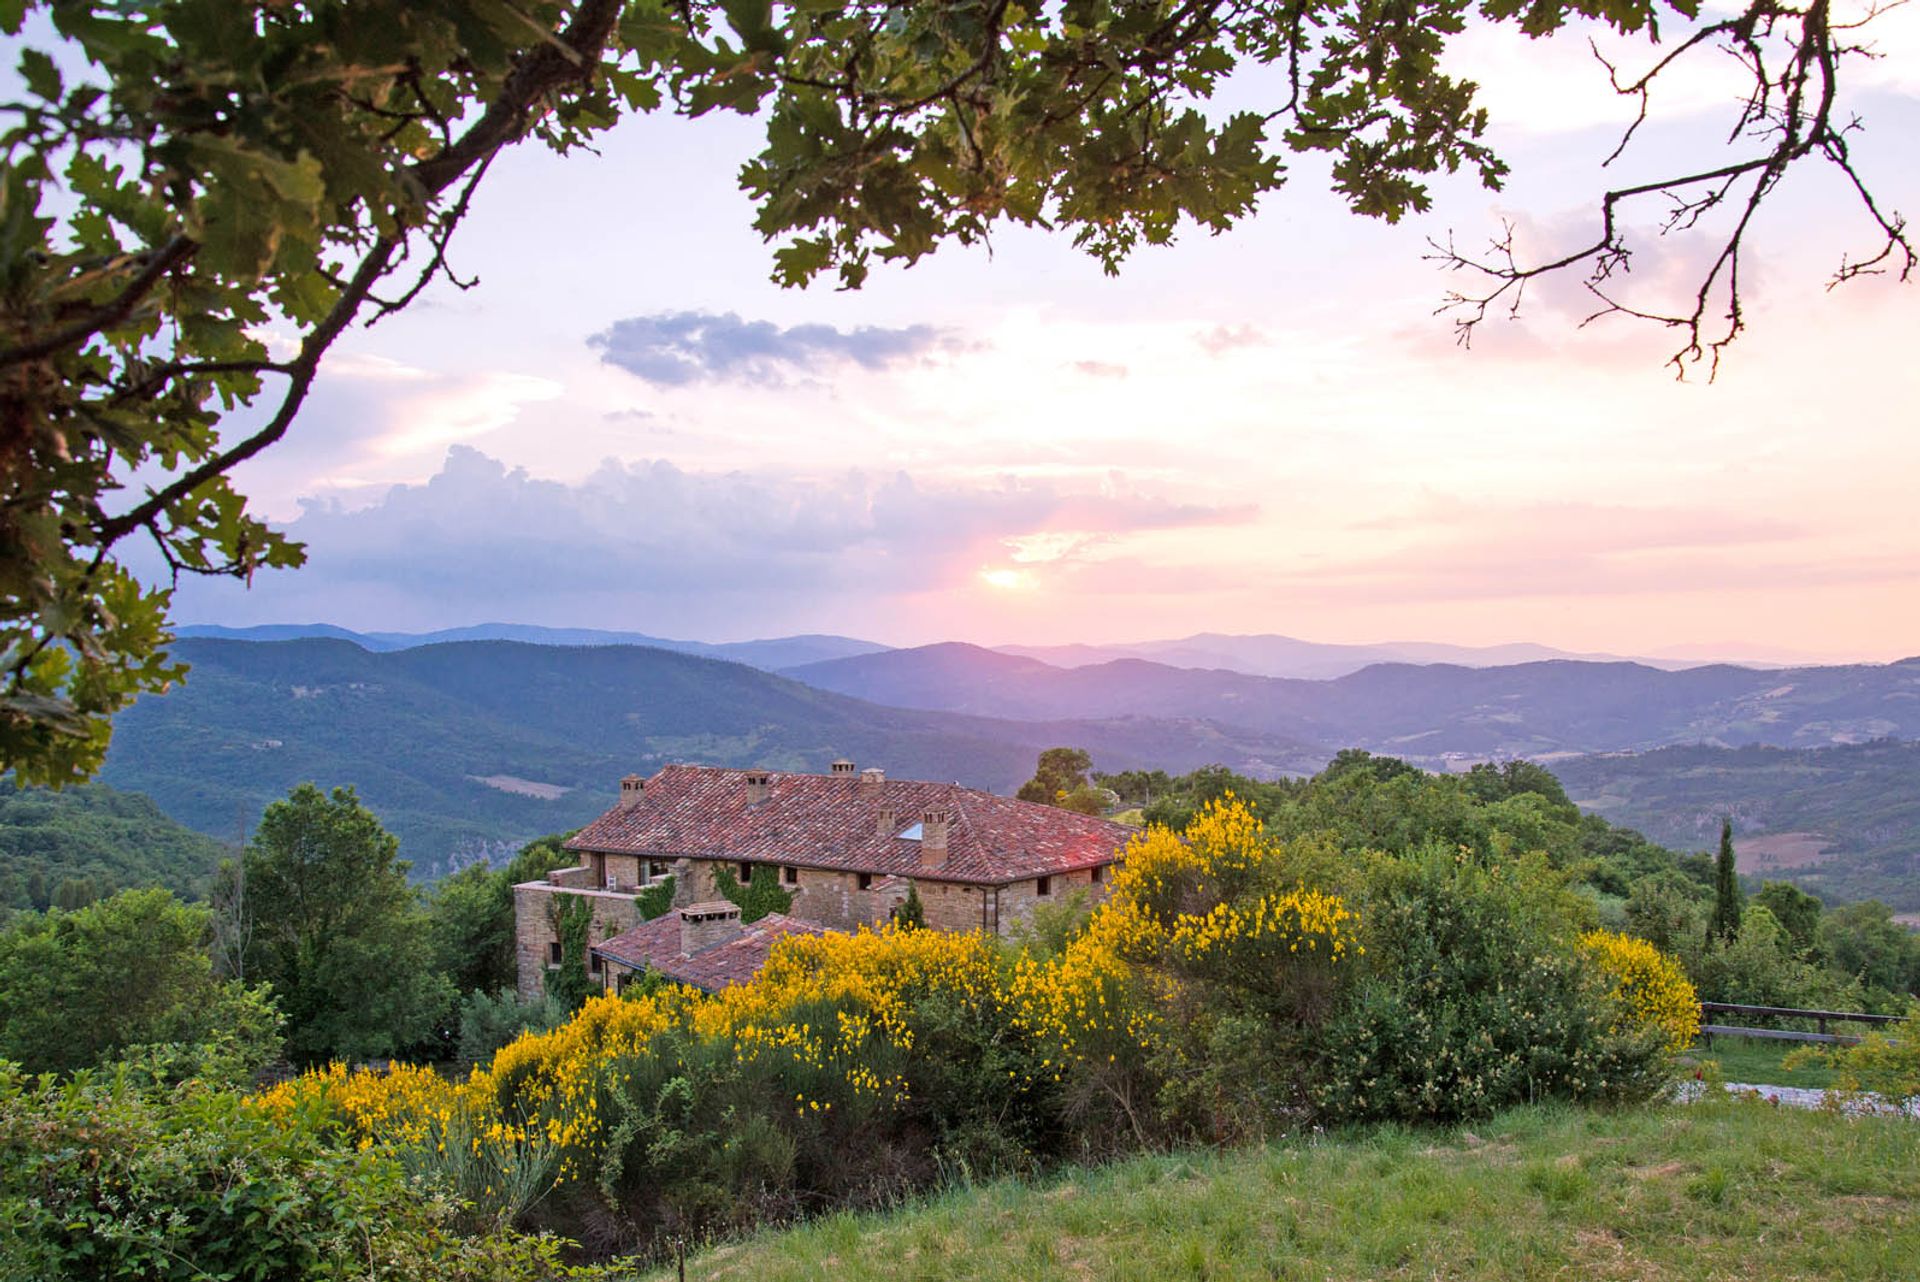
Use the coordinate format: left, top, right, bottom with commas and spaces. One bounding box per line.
1555, 740, 1920, 911
0, 781, 225, 910
100, 639, 1327, 876
782, 644, 1920, 760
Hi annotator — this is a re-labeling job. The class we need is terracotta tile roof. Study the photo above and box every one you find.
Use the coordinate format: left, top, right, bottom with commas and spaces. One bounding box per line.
592, 910, 829, 992
566, 764, 1133, 885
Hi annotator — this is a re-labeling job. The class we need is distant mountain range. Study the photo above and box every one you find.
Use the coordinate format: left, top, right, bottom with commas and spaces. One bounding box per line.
108, 629, 1920, 903
782, 643, 1920, 761
175, 623, 889, 672
176, 623, 1826, 682
991, 634, 1716, 679
104, 639, 1324, 874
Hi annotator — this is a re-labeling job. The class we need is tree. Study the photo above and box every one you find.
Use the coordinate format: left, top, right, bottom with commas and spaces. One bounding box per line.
243, 784, 453, 1064
1817, 901, 1920, 999
1753, 881, 1822, 958
1709, 818, 1743, 944
1018, 747, 1106, 811
2, 0, 1908, 787
895, 884, 925, 930
0, 888, 280, 1076
427, 830, 615, 998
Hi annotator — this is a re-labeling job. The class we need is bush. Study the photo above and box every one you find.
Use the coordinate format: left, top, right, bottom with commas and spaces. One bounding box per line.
0, 1067, 594, 1281
1311, 848, 1674, 1124
458, 989, 573, 1068
1790, 1000, 1920, 1114
1580, 929, 1700, 1053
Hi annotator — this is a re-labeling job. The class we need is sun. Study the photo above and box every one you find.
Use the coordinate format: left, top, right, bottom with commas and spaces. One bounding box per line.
979, 567, 1036, 591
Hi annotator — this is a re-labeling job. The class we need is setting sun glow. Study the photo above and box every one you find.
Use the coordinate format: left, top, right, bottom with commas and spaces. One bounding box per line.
979, 567, 1035, 592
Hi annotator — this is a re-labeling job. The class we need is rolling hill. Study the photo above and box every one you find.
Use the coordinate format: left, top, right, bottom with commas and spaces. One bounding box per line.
101, 639, 1326, 875
784, 645, 1920, 761
0, 781, 227, 907
1553, 740, 1920, 910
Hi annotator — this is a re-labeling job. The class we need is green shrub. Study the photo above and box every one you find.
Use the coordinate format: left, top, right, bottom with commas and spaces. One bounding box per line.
458, 989, 573, 1068
0, 1066, 594, 1281
1311, 848, 1672, 1123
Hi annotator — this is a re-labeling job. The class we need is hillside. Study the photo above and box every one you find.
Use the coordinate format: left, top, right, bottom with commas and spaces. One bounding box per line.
1555, 740, 1920, 909
787, 646, 1920, 760
647, 1103, 1919, 1282
0, 781, 226, 908
101, 639, 1326, 874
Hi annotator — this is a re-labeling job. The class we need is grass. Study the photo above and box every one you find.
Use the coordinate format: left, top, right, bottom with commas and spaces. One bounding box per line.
1686, 1035, 1837, 1090
645, 1099, 1918, 1281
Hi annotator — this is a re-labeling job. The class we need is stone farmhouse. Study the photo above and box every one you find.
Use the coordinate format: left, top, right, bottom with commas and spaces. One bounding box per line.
514, 761, 1134, 999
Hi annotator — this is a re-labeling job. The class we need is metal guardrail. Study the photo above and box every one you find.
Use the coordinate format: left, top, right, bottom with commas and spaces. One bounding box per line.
1698, 1001, 1906, 1046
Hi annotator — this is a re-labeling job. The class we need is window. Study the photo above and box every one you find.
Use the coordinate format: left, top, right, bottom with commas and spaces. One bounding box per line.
857, 872, 873, 891
739, 861, 753, 884
783, 865, 798, 885
648, 860, 667, 880
1036, 876, 1052, 897
547, 940, 562, 967
589, 954, 603, 975
1090, 864, 1104, 885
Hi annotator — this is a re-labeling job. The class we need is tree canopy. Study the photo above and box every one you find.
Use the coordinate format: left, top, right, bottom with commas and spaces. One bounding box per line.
242, 783, 452, 1064
1, 0, 1909, 785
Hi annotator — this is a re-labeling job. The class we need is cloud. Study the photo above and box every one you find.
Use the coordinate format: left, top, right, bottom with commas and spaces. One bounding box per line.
173, 447, 1251, 631
1068, 360, 1129, 379
589, 310, 954, 386
1195, 324, 1269, 355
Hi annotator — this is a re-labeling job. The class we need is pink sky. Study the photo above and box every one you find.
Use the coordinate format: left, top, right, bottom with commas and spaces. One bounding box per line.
164, 8, 1920, 663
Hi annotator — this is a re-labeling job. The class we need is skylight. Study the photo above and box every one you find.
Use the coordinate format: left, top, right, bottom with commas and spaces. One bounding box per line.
896, 822, 924, 841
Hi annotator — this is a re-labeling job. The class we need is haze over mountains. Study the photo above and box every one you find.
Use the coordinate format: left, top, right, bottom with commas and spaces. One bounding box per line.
784, 642, 1920, 762
106, 625, 1920, 903
175, 623, 1812, 681
176, 623, 888, 672
105, 638, 1324, 872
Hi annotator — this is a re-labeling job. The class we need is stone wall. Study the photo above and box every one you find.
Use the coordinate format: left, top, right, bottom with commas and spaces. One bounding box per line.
518, 859, 1119, 991
512, 883, 648, 1001
907, 866, 1113, 935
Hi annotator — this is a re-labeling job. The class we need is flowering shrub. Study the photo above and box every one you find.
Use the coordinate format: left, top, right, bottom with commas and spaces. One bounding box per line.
1789, 999, 1920, 1114
1020, 800, 1363, 1141
254, 797, 1686, 1250
1312, 848, 1676, 1124
1580, 929, 1700, 1053
1, 1067, 599, 1281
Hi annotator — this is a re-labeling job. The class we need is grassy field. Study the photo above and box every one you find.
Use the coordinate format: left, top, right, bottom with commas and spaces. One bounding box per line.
1684, 1036, 1837, 1090
647, 1100, 1917, 1281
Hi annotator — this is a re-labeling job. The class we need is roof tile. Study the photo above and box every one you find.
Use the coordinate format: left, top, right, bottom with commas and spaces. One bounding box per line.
566, 764, 1132, 883
592, 911, 828, 992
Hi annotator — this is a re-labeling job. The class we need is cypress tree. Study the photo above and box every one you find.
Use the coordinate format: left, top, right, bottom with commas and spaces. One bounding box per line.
1710, 817, 1742, 942
895, 884, 925, 930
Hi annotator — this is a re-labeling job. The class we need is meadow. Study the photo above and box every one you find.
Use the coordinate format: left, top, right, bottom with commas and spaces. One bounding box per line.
648, 1099, 1919, 1282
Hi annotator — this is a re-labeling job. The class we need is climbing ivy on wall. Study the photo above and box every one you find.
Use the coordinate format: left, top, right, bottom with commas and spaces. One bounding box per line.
719, 866, 793, 924
545, 895, 594, 1011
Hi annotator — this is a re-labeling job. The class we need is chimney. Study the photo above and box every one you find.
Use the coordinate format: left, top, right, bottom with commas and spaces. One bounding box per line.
619, 774, 646, 809
744, 771, 770, 805
679, 901, 744, 954
830, 758, 857, 776
859, 767, 886, 792
919, 808, 950, 871
876, 805, 897, 837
